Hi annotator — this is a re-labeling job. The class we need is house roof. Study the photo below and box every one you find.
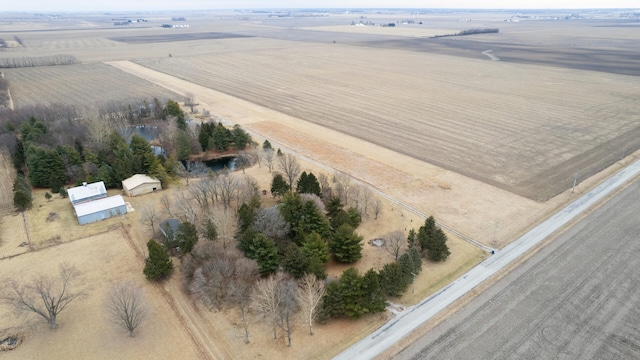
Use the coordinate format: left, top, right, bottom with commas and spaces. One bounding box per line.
74, 195, 126, 217
122, 174, 160, 190
67, 181, 106, 203
160, 219, 181, 232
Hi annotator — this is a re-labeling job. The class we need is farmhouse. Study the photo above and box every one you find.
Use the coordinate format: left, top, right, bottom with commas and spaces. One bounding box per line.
122, 174, 162, 197
67, 181, 107, 204
73, 195, 127, 225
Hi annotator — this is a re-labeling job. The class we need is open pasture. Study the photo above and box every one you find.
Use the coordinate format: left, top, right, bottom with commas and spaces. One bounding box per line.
3, 62, 177, 108
136, 41, 640, 200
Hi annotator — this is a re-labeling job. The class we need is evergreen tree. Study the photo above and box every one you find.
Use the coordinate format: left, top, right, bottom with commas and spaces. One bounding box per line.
306, 256, 327, 280
248, 233, 280, 275
262, 140, 272, 150
407, 228, 418, 249
203, 218, 218, 241
379, 262, 408, 297
270, 173, 289, 198
301, 232, 329, 264
292, 200, 330, 245
12, 139, 25, 171
237, 202, 256, 235
176, 222, 198, 254
283, 243, 308, 279
13, 174, 33, 211
176, 130, 191, 161
296, 171, 321, 196
143, 240, 173, 281
20, 116, 48, 143
25, 145, 66, 190
210, 123, 229, 152
198, 122, 213, 151
346, 207, 362, 228
361, 269, 387, 313
427, 227, 451, 262
325, 196, 344, 219
231, 125, 251, 150
329, 224, 363, 263
417, 216, 450, 262
164, 100, 185, 130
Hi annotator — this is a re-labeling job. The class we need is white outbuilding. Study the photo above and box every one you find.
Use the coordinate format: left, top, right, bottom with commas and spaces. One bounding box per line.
122, 174, 162, 197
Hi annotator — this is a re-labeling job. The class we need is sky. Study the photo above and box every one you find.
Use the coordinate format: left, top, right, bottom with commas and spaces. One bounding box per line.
2, 1, 637, 12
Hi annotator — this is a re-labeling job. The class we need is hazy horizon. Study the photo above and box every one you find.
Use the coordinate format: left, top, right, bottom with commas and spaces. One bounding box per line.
2, 1, 638, 13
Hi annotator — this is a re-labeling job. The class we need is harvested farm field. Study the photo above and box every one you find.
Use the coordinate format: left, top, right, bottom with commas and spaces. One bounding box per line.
3, 63, 178, 108
136, 42, 640, 200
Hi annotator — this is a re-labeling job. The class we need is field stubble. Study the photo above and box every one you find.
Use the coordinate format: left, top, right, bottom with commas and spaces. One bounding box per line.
134, 40, 640, 201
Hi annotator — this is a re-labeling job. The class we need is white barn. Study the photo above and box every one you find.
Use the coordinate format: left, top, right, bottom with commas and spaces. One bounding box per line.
74, 195, 127, 225
67, 181, 107, 205
122, 174, 162, 197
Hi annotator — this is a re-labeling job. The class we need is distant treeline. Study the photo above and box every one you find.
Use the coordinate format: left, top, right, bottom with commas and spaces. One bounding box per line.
435, 28, 499, 38
0, 54, 79, 68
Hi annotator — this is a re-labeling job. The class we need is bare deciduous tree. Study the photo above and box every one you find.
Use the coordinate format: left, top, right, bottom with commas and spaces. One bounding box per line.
383, 230, 407, 261
300, 193, 326, 214
2, 263, 85, 329
228, 258, 259, 343
218, 171, 238, 211
263, 149, 275, 173
105, 280, 147, 337
317, 173, 332, 199
252, 274, 281, 340
85, 117, 112, 152
253, 207, 290, 240
278, 153, 301, 192
334, 171, 351, 205
296, 273, 326, 336
236, 150, 255, 174
275, 277, 298, 347
160, 194, 174, 218
184, 93, 198, 113
211, 207, 235, 248
252, 273, 298, 347
236, 175, 259, 210
139, 204, 159, 236
174, 189, 198, 224
359, 186, 373, 217
372, 198, 382, 220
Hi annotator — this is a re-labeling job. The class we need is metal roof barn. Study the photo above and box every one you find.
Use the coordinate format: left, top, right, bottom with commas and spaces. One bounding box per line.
122, 174, 162, 197
67, 181, 107, 204
73, 195, 127, 225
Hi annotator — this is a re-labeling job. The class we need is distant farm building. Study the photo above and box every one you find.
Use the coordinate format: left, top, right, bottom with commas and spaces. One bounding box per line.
67, 181, 127, 225
67, 181, 107, 204
122, 174, 162, 197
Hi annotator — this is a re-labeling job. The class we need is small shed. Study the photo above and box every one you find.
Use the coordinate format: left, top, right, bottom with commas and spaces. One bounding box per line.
67, 181, 107, 205
74, 195, 127, 225
122, 174, 162, 197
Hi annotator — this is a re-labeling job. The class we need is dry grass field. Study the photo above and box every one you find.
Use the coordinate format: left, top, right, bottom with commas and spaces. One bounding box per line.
1, 8, 639, 359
